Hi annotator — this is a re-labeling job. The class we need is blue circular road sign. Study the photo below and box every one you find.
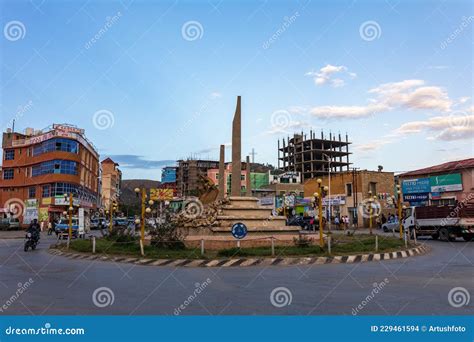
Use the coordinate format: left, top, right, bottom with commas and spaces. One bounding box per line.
231, 222, 247, 239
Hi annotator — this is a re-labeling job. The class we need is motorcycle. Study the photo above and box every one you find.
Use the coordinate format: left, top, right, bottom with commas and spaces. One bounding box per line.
24, 231, 40, 252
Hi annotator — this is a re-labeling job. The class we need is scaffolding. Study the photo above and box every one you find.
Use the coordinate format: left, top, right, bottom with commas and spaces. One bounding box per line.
278, 131, 351, 182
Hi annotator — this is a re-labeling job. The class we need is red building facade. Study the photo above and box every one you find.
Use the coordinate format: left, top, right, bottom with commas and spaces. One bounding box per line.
1, 124, 100, 225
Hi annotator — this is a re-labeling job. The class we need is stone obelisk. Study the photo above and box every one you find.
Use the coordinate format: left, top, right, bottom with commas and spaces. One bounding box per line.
231, 96, 242, 197
245, 155, 251, 196
218, 144, 225, 199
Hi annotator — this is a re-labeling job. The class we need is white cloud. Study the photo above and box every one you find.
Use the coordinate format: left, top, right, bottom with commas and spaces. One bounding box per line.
209, 92, 222, 99
265, 120, 310, 135
309, 103, 389, 119
302, 79, 454, 119
369, 80, 452, 112
305, 64, 355, 87
355, 139, 393, 152
394, 114, 474, 141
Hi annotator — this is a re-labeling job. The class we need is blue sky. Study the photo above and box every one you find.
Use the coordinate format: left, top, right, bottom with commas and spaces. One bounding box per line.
1, 0, 472, 180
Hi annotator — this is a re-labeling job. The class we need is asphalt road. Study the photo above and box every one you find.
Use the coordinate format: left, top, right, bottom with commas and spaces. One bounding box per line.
0, 233, 472, 315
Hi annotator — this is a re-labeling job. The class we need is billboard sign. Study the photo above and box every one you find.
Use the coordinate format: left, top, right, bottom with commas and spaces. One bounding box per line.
150, 188, 174, 201
403, 193, 429, 203
430, 173, 462, 192
401, 178, 430, 194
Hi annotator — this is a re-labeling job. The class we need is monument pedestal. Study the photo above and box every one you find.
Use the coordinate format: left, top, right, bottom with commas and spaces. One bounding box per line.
212, 196, 299, 236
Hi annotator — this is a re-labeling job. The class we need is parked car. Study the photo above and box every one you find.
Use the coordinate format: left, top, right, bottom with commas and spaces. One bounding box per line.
114, 218, 128, 227
0, 217, 20, 230
90, 217, 107, 230
382, 220, 400, 233
287, 216, 314, 230
55, 217, 82, 239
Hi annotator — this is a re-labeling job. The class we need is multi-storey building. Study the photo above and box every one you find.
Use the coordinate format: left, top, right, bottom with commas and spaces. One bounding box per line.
398, 158, 474, 207
278, 131, 351, 182
176, 159, 219, 196
304, 169, 395, 227
1, 124, 100, 225
207, 162, 269, 196
100, 157, 122, 209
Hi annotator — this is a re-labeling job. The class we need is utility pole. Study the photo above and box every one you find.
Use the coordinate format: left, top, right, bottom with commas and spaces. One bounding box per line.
249, 148, 257, 164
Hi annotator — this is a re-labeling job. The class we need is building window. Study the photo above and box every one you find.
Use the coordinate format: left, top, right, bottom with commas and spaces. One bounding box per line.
42, 185, 50, 198
369, 182, 377, 195
346, 183, 353, 197
431, 198, 456, 206
3, 169, 14, 180
28, 187, 36, 198
4, 149, 14, 160
32, 160, 78, 177
33, 138, 79, 156
241, 175, 245, 181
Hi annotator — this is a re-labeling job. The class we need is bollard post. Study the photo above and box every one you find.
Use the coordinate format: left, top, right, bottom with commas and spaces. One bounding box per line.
139, 238, 145, 256
413, 229, 417, 244
200, 239, 205, 256
404, 231, 408, 248
67, 235, 70, 250
271, 237, 275, 257
92, 236, 96, 254
375, 235, 379, 252
328, 236, 332, 254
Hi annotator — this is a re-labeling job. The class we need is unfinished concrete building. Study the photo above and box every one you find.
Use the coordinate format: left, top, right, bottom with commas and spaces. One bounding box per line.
278, 131, 351, 182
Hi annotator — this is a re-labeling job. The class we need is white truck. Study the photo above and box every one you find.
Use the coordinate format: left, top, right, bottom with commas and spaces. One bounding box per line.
402, 205, 474, 242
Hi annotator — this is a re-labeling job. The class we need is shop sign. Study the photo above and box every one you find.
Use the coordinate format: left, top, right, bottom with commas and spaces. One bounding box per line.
54, 196, 80, 206
258, 197, 274, 206
430, 173, 462, 192
23, 208, 38, 224
24, 199, 38, 208
403, 193, 429, 202
322, 195, 346, 206
42, 197, 52, 205
401, 178, 430, 194
53, 124, 85, 135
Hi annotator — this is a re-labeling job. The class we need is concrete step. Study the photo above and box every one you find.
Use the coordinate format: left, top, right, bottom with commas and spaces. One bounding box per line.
211, 226, 300, 234
216, 216, 288, 229
221, 206, 274, 218
227, 196, 260, 208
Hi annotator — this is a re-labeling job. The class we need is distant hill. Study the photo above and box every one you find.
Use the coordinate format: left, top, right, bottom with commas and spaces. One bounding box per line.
120, 179, 161, 206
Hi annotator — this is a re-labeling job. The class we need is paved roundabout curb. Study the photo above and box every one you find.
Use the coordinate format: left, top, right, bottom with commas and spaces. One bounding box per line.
48, 244, 429, 268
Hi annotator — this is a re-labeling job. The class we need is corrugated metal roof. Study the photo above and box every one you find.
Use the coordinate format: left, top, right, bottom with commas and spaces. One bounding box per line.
399, 158, 474, 177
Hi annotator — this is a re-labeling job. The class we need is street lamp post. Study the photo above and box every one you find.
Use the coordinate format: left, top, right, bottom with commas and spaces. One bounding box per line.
63, 193, 73, 240
108, 200, 118, 233
135, 187, 148, 242
315, 178, 327, 248
397, 185, 403, 240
